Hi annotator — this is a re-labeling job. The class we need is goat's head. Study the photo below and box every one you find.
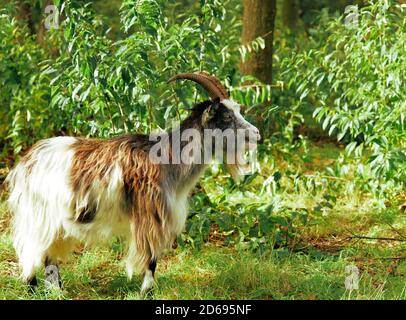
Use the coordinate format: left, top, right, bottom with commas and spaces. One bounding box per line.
169, 72, 261, 179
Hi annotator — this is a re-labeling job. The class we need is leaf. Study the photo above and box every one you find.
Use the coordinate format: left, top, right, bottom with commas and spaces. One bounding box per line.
72, 83, 83, 101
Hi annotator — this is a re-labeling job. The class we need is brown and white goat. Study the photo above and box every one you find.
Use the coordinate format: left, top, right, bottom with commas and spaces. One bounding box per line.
6, 72, 260, 295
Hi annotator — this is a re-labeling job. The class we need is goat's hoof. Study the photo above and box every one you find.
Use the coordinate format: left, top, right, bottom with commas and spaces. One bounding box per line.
45, 265, 62, 289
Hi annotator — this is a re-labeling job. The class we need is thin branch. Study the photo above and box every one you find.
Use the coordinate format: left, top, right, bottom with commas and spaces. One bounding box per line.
347, 235, 406, 242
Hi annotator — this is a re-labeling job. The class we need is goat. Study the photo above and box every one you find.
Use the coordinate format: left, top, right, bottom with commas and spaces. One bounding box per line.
5, 72, 260, 295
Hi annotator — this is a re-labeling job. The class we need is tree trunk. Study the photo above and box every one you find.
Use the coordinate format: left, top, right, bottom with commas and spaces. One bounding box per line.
241, 0, 276, 84
37, 0, 55, 43
282, 0, 299, 30
16, 1, 36, 35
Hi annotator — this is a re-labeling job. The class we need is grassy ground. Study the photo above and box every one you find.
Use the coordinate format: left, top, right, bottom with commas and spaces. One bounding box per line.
0, 143, 405, 300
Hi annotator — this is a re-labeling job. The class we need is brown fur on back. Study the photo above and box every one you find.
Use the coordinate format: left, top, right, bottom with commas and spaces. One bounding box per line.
70, 134, 171, 270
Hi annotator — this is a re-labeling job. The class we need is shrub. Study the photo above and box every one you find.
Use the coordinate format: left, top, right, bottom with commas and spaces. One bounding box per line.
284, 0, 405, 184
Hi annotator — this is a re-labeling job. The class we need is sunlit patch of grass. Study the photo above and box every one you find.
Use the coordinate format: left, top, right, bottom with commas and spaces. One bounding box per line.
303, 142, 343, 172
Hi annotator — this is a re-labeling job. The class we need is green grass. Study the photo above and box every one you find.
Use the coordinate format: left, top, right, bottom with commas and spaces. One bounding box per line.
0, 204, 405, 300
0, 241, 405, 300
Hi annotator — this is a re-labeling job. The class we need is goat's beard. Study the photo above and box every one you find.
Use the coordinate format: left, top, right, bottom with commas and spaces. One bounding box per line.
224, 143, 256, 182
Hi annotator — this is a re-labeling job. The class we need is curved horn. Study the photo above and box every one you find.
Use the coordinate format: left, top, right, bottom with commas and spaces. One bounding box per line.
168, 72, 229, 100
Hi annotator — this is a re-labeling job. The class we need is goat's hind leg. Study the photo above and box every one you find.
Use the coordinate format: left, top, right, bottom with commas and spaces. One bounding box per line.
140, 259, 157, 297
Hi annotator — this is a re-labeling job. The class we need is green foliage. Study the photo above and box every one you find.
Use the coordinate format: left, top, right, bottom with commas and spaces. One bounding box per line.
284, 0, 406, 184
1, 0, 242, 147
0, 9, 50, 155
182, 184, 309, 252
0, 0, 287, 154
41, 0, 247, 137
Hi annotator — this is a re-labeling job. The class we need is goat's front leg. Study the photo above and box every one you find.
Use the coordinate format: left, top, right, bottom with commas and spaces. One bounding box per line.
140, 259, 157, 296
44, 257, 62, 289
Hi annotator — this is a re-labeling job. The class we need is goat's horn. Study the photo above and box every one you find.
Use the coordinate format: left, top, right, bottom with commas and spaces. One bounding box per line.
168, 72, 229, 100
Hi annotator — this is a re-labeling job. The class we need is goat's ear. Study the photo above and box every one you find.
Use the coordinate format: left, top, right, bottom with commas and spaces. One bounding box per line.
202, 101, 219, 125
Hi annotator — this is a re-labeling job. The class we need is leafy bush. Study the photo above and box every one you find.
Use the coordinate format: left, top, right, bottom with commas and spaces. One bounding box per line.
0, 10, 51, 155
284, 0, 406, 183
